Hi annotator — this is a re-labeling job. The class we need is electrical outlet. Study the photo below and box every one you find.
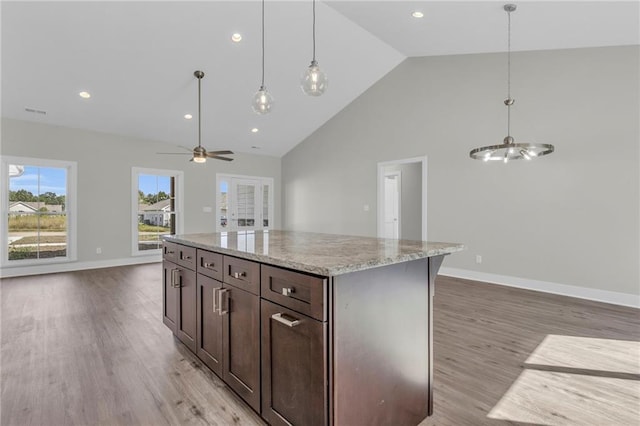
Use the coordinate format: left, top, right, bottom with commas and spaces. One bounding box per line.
96, 247, 102, 255
476, 255, 482, 264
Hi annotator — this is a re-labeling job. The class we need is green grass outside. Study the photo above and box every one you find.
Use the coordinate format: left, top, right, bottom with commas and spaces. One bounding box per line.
8, 215, 66, 231
138, 223, 171, 233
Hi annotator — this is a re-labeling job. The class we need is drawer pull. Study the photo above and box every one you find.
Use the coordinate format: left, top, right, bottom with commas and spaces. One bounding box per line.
203, 262, 216, 269
272, 313, 301, 328
166, 250, 175, 254
281, 287, 295, 297
182, 255, 192, 261
232, 271, 247, 279
171, 269, 181, 288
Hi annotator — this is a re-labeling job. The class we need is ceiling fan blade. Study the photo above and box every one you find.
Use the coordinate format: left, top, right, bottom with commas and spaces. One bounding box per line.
157, 152, 193, 155
208, 155, 234, 162
206, 150, 234, 155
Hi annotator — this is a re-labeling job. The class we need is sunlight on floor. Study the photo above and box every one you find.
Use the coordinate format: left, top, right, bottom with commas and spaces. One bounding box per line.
488, 335, 640, 425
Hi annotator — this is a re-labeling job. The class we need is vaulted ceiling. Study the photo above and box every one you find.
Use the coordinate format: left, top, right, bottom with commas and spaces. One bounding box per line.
2, 1, 638, 157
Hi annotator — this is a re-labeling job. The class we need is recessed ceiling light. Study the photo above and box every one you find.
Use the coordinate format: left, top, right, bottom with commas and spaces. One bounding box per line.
231, 33, 242, 42
184, 114, 193, 120
79, 91, 91, 99
251, 128, 259, 133
411, 11, 424, 18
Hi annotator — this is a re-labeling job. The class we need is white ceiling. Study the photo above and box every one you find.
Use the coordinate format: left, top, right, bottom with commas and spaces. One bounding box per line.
2, 1, 638, 158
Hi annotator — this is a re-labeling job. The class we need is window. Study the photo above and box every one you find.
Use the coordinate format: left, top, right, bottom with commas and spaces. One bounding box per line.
132, 168, 183, 255
216, 174, 273, 232
1, 156, 77, 265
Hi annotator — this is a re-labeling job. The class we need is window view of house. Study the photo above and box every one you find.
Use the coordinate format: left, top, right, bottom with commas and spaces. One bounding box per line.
7, 163, 69, 261
136, 173, 176, 251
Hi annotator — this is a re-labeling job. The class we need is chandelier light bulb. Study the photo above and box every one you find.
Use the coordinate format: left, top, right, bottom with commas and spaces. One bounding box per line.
301, 61, 328, 96
252, 86, 274, 115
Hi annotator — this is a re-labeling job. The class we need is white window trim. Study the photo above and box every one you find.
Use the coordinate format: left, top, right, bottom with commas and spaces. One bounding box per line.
131, 167, 184, 256
216, 173, 274, 232
1, 155, 78, 267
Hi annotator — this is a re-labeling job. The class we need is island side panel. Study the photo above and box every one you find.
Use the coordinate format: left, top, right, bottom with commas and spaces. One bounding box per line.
332, 258, 431, 426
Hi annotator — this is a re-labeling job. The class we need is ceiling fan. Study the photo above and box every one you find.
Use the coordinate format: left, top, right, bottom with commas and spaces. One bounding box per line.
158, 70, 234, 163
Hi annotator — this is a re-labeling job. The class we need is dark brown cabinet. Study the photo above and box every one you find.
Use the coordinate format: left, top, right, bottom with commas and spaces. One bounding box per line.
162, 261, 177, 333
162, 243, 197, 353
196, 274, 223, 376
163, 233, 453, 426
194, 256, 261, 412
261, 300, 327, 426
222, 284, 260, 412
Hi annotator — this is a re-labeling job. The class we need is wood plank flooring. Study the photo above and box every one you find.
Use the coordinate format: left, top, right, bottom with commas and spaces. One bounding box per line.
2, 264, 638, 425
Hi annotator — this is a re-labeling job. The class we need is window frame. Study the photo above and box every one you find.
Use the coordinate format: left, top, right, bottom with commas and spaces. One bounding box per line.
1, 155, 77, 267
216, 173, 274, 232
131, 167, 184, 256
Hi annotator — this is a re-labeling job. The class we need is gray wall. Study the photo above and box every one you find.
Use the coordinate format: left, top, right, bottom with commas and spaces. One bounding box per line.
383, 162, 422, 240
1, 118, 281, 265
282, 46, 639, 297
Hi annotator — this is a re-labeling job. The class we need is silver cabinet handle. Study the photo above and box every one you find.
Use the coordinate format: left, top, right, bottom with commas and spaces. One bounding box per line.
212, 288, 219, 314
182, 255, 192, 261
281, 287, 294, 297
232, 271, 246, 279
272, 313, 301, 327
203, 262, 215, 269
171, 269, 181, 288
218, 289, 229, 316
166, 250, 175, 254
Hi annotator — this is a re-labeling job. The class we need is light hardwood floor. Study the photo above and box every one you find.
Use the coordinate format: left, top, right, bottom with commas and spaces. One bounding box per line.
1, 264, 638, 425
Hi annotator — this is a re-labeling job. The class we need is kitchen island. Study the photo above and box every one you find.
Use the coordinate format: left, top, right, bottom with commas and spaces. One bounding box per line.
162, 230, 463, 426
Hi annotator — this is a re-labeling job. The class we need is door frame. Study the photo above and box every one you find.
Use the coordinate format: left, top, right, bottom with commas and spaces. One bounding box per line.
377, 156, 428, 241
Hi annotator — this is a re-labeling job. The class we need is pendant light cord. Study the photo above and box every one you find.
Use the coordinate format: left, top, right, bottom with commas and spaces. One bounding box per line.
506, 8, 512, 138
312, 0, 316, 62
261, 0, 265, 88
197, 74, 202, 148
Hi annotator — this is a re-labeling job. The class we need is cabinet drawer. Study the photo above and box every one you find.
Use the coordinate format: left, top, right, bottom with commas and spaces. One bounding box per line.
163, 241, 178, 262
176, 244, 197, 270
223, 256, 260, 295
197, 250, 223, 281
261, 265, 326, 322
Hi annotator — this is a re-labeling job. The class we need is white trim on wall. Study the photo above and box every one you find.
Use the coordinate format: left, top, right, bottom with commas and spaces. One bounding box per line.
0, 256, 161, 279
439, 267, 640, 309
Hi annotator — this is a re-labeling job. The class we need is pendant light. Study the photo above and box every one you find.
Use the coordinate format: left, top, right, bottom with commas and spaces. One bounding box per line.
300, 0, 328, 96
469, 4, 554, 162
252, 0, 274, 114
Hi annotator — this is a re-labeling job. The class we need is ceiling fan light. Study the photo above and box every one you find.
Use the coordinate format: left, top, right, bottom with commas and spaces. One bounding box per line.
193, 155, 206, 163
301, 61, 328, 96
252, 87, 274, 115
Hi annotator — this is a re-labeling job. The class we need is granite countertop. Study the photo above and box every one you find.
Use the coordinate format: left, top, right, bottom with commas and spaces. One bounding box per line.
164, 230, 464, 276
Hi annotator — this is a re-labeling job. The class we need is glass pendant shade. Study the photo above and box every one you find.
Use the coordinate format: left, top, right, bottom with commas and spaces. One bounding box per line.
301, 61, 328, 96
252, 86, 274, 115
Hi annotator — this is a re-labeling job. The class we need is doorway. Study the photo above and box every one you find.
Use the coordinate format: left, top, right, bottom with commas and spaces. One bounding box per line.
377, 156, 427, 241
383, 172, 401, 239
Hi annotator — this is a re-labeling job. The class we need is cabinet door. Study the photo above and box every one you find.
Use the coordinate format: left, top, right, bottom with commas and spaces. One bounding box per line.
196, 275, 223, 376
162, 261, 178, 333
261, 300, 327, 426
176, 268, 197, 352
222, 286, 260, 412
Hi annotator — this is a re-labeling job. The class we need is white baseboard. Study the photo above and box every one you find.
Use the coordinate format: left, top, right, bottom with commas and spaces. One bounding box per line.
0, 255, 162, 278
439, 267, 640, 309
